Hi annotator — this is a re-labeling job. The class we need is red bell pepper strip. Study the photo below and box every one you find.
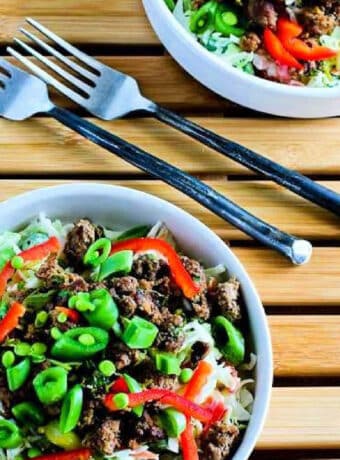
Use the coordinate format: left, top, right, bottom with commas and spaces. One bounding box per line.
104, 389, 213, 423
0, 236, 61, 297
183, 360, 213, 402
202, 398, 227, 433
110, 376, 130, 394
0, 301, 26, 343
30, 448, 91, 460
264, 28, 303, 69
55, 307, 80, 323
180, 418, 199, 460
277, 17, 337, 61
110, 238, 200, 299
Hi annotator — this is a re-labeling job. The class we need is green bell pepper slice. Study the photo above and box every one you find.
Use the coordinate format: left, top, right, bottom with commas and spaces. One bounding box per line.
83, 238, 111, 267
122, 316, 158, 349
214, 4, 245, 37
160, 408, 186, 438
123, 373, 143, 417
33, 366, 68, 405
83, 288, 118, 330
98, 250, 133, 281
60, 384, 83, 433
190, 0, 218, 34
6, 357, 31, 391
12, 401, 45, 426
0, 419, 22, 449
212, 316, 245, 365
155, 352, 182, 376
51, 326, 109, 361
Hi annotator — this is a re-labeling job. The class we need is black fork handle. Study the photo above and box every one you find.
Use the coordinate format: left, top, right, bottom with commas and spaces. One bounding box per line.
48, 106, 312, 265
148, 104, 340, 216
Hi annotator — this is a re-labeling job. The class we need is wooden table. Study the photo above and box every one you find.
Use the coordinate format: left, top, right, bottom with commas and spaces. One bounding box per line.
1, 2, 340, 458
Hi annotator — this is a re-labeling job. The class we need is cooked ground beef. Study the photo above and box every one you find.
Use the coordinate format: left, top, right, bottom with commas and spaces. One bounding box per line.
299, 6, 337, 35
128, 410, 165, 448
180, 256, 207, 290
61, 272, 89, 293
83, 418, 122, 455
64, 219, 103, 267
155, 327, 185, 352
36, 253, 65, 288
212, 278, 242, 322
200, 421, 240, 460
131, 255, 170, 281
247, 0, 278, 29
185, 340, 210, 369
106, 341, 143, 371
240, 32, 262, 52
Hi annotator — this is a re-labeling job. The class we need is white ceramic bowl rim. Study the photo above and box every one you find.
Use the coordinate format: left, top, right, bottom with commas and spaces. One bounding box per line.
158, 0, 340, 98
0, 183, 273, 460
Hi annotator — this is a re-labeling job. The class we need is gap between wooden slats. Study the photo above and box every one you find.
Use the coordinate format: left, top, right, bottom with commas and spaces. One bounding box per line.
0, 117, 339, 175
0, 180, 338, 306
0, 1, 157, 45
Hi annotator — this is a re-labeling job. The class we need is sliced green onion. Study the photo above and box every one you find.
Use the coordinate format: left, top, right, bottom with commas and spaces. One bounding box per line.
179, 368, 193, 384
27, 448, 42, 458
98, 360, 116, 377
221, 11, 238, 26
2, 350, 15, 368
12, 401, 45, 426
57, 312, 68, 323
122, 316, 159, 349
0, 419, 22, 449
31, 343, 47, 355
160, 408, 186, 437
113, 393, 129, 410
155, 352, 181, 376
98, 250, 133, 281
35, 311, 48, 327
51, 327, 63, 340
11, 255, 24, 270
7, 358, 31, 391
84, 238, 111, 267
14, 342, 31, 357
78, 333, 95, 346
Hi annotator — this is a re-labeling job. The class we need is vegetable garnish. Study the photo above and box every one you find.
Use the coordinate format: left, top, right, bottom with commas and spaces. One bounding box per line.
0, 236, 61, 296
31, 448, 91, 460
263, 28, 303, 69
0, 216, 252, 459
0, 301, 25, 343
110, 237, 200, 298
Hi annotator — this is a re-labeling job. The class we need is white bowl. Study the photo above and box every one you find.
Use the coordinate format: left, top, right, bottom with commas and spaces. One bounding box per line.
143, 0, 340, 118
0, 183, 272, 459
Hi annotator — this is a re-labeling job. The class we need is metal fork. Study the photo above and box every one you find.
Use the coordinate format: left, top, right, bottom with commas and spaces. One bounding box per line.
8, 18, 340, 218
0, 58, 311, 264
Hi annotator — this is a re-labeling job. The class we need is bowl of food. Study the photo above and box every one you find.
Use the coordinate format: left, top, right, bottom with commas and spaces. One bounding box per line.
143, 0, 340, 118
0, 183, 272, 460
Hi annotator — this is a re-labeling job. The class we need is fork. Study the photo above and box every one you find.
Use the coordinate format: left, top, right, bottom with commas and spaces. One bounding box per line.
0, 58, 311, 264
8, 18, 340, 218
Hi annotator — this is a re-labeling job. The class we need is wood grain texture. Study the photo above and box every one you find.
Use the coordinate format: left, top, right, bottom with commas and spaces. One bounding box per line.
0, 180, 338, 307
0, 179, 337, 240
270, 316, 340, 377
0, 1, 157, 44
259, 387, 340, 449
1, 117, 340, 176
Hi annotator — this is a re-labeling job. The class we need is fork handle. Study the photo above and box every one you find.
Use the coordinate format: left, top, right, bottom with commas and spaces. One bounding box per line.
48, 106, 312, 264
148, 104, 340, 216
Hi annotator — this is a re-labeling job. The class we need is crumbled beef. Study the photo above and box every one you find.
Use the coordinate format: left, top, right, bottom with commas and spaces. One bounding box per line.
247, 0, 278, 29
64, 219, 103, 267
62, 272, 89, 293
118, 295, 137, 317
83, 418, 122, 456
180, 256, 207, 290
0, 372, 12, 417
106, 342, 142, 371
132, 255, 170, 281
149, 374, 178, 390
128, 411, 165, 448
200, 421, 240, 460
213, 278, 242, 322
299, 6, 336, 35
240, 32, 261, 52
49, 309, 76, 332
111, 276, 139, 295
36, 253, 65, 288
155, 327, 185, 352
191, 293, 211, 320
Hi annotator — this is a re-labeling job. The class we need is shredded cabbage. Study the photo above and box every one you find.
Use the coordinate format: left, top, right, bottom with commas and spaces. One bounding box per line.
20, 213, 72, 246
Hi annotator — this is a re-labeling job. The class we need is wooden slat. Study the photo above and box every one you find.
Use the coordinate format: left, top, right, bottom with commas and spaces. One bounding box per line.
0, 1, 157, 45
5, 56, 226, 112
233, 247, 340, 306
0, 179, 337, 240
270, 316, 340, 377
259, 387, 340, 449
1, 117, 340, 176
0, 180, 338, 307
